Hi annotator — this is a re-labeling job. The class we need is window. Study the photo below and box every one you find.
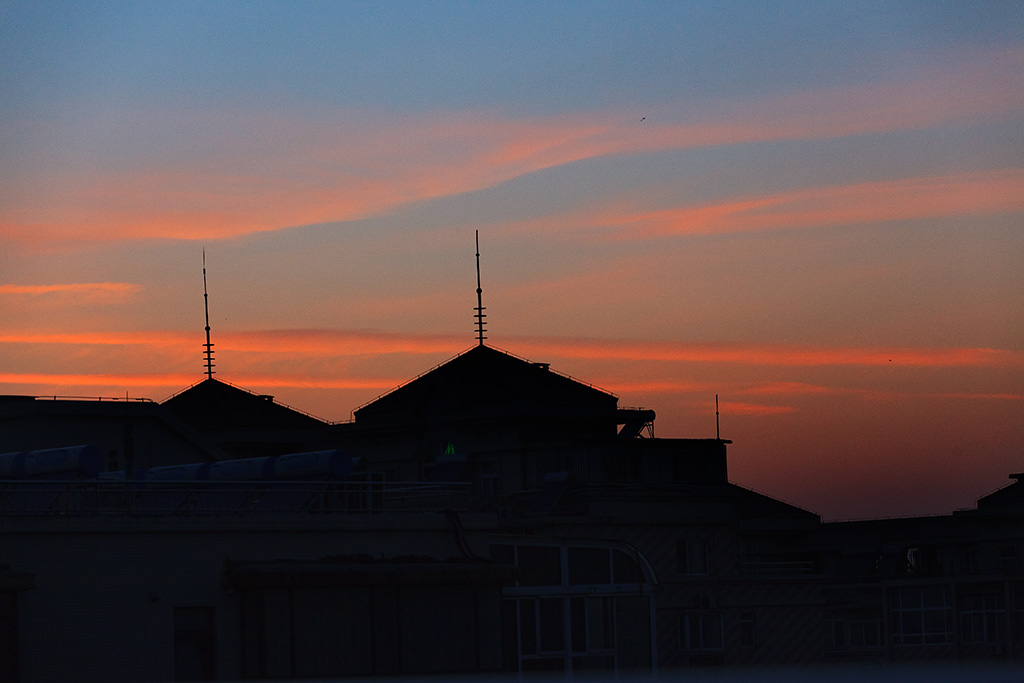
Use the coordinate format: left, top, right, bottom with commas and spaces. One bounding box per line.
1013, 582, 1024, 641
959, 585, 1004, 643
569, 547, 611, 585
890, 586, 952, 645
681, 613, 723, 651
478, 460, 498, 495
518, 598, 567, 655
1000, 546, 1018, 572
538, 598, 564, 653
570, 596, 615, 653
825, 611, 845, 649
519, 596, 619, 669
612, 549, 644, 584
505, 542, 655, 674
825, 608, 881, 649
676, 539, 709, 575
739, 612, 755, 648
849, 610, 882, 648
518, 546, 562, 586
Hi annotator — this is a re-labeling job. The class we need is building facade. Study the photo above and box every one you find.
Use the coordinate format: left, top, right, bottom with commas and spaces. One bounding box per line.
1, 344, 1021, 681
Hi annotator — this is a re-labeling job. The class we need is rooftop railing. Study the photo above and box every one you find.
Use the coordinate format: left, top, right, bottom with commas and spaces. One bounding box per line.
739, 558, 816, 575
0, 479, 472, 517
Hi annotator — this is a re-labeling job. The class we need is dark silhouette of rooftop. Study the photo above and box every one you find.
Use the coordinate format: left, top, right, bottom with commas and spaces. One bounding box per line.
354, 344, 618, 429
163, 377, 328, 459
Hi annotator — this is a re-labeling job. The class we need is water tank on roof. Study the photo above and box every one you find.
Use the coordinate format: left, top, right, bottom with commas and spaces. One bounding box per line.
0, 452, 26, 479
208, 457, 276, 481
23, 445, 103, 478
273, 450, 352, 480
97, 469, 146, 481
146, 462, 211, 482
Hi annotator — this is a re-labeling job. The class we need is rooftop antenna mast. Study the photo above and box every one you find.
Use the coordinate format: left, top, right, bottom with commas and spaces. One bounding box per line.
202, 249, 216, 379
715, 394, 720, 440
474, 230, 487, 346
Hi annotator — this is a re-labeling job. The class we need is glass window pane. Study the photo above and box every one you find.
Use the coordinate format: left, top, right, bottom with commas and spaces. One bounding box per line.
689, 541, 709, 574
518, 546, 562, 586
740, 612, 755, 648
568, 547, 610, 585
612, 549, 644, 583
570, 598, 586, 653
705, 614, 723, 649
589, 597, 614, 650
539, 598, 564, 653
520, 599, 537, 655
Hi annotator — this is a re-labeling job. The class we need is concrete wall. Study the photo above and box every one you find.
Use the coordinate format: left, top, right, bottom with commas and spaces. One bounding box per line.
4, 514, 481, 682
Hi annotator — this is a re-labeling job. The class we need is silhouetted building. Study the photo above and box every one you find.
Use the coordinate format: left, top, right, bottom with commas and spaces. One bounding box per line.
0, 394, 224, 472
0, 345, 1021, 681
163, 377, 328, 459
325, 344, 714, 494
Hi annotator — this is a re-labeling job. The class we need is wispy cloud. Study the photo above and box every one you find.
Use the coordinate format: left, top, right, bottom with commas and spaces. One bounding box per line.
510, 337, 1024, 369
719, 401, 799, 416
498, 168, 1024, 239
0, 329, 466, 356
0, 330, 194, 347
2, 329, 1021, 370
0, 372, 196, 388
3, 49, 1020, 244
0, 282, 142, 302
741, 381, 842, 397
0, 372, 400, 392
615, 170, 1024, 238
928, 391, 1024, 402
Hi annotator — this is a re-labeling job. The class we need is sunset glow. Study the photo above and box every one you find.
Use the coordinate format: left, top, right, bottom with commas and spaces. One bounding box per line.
2, 2, 1021, 520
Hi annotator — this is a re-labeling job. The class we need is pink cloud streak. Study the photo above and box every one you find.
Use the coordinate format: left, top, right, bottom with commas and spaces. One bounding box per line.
0, 282, 143, 302
498, 168, 1024, 239
0, 372, 401, 392
3, 49, 1021, 244
2, 329, 1021, 370
616, 169, 1024, 238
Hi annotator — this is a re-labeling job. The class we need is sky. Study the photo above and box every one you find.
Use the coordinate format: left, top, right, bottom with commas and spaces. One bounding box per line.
1, 1, 1022, 520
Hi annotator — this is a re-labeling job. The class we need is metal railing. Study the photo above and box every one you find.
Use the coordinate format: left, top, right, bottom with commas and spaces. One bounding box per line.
0, 479, 472, 517
739, 559, 816, 575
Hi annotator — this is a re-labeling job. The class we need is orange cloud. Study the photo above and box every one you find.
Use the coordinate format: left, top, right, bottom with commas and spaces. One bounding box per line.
0, 372, 196, 388
2, 329, 1021, 371
0, 331, 194, 347
591, 379, 714, 395
219, 329, 465, 356
0, 282, 142, 302
3, 49, 1020, 244
0, 329, 464, 357
218, 375, 398, 390
719, 401, 799, 416
499, 168, 1024, 239
741, 382, 841, 397
929, 392, 1024, 401
508, 337, 1024, 369
612, 170, 1024, 238
0, 372, 402, 393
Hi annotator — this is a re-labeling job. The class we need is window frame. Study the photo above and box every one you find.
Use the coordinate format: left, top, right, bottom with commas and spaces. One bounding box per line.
680, 612, 724, 651
890, 585, 952, 646
676, 538, 710, 576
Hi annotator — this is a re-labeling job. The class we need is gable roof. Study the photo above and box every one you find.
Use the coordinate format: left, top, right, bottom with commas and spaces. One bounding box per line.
353, 345, 618, 425
163, 378, 327, 432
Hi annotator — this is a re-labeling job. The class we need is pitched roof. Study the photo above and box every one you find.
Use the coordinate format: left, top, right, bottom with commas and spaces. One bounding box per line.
163, 378, 327, 432
354, 345, 617, 425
